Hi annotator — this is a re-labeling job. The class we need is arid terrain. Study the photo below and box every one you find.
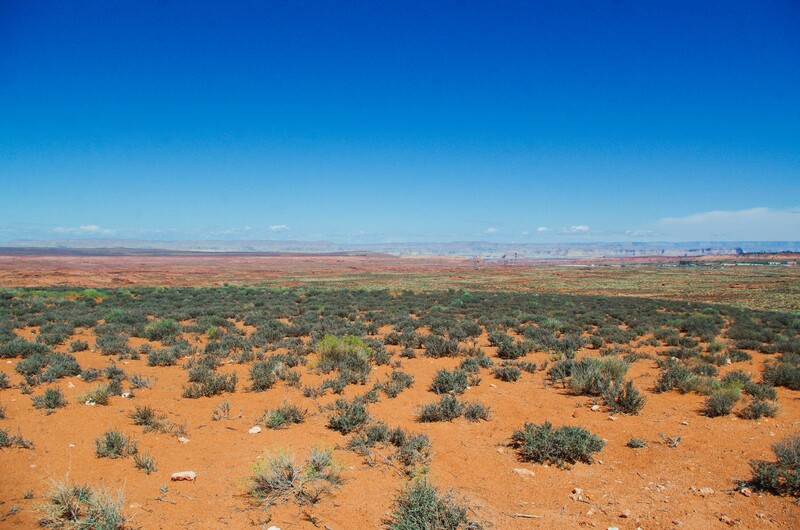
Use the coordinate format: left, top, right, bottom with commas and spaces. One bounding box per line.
0, 255, 798, 529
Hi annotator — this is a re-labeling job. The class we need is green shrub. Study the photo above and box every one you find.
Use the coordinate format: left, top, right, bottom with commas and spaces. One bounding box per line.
510, 421, 605, 468
0, 428, 34, 449
31, 387, 67, 410
626, 437, 647, 449
182, 369, 237, 398
80, 384, 112, 406
0, 372, 9, 389
133, 452, 157, 474
703, 386, 741, 417
602, 380, 645, 415
147, 349, 178, 367
260, 404, 306, 429
463, 402, 490, 422
95, 430, 137, 459
69, 340, 89, 352
430, 369, 468, 394
327, 398, 368, 434
142, 319, 181, 343
739, 400, 779, 420
493, 365, 521, 382
378, 370, 414, 398
418, 395, 465, 422
249, 358, 280, 391
0, 339, 50, 359
748, 435, 800, 496
386, 479, 477, 530
250, 448, 340, 506
423, 335, 459, 358
39, 480, 125, 529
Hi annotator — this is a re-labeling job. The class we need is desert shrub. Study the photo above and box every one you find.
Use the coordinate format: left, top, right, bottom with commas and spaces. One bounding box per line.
142, 319, 181, 343
38, 480, 125, 529
745, 382, 778, 401
40, 353, 81, 383
250, 448, 340, 506
31, 387, 67, 410
95, 332, 130, 357
748, 435, 800, 496
418, 395, 465, 422
654, 363, 697, 393
327, 398, 368, 434
0, 338, 50, 359
703, 385, 741, 417
721, 370, 751, 386
459, 355, 492, 373
0, 372, 8, 389
317, 334, 370, 364
430, 369, 468, 395
423, 335, 459, 358
95, 430, 137, 459
602, 380, 645, 415
260, 404, 306, 429
128, 373, 152, 389
80, 384, 112, 405
463, 402, 490, 422
493, 365, 521, 382
0, 428, 34, 449
510, 421, 605, 468
133, 452, 157, 474
147, 348, 178, 367
739, 400, 779, 420
182, 369, 237, 398
80, 368, 101, 382
69, 340, 89, 352
386, 479, 477, 530
691, 363, 719, 377
249, 358, 281, 391
378, 370, 414, 398
763, 354, 800, 390
627, 437, 647, 449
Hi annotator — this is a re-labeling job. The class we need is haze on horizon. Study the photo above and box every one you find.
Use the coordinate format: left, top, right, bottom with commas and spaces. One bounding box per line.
1, 1, 798, 244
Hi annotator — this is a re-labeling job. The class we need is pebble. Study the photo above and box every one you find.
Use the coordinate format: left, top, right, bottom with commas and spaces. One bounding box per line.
249, 426, 262, 434
121, 392, 132, 398
177, 437, 190, 444
619, 509, 631, 518
170, 471, 197, 481
267, 526, 281, 530
512, 468, 535, 478
698, 487, 715, 496
67, 382, 75, 388
590, 404, 601, 411
739, 487, 752, 497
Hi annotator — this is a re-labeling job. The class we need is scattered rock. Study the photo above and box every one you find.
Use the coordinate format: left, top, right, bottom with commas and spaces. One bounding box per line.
607, 527, 620, 530
698, 487, 715, 496
608, 415, 617, 421
619, 509, 631, 518
680, 420, 689, 425
170, 471, 197, 481
586, 508, 596, 516
177, 437, 190, 444
121, 392, 132, 398
129, 503, 141, 509
739, 487, 752, 497
490, 384, 497, 388
590, 405, 601, 411
718, 514, 738, 526
572, 410, 581, 418
68, 444, 75, 448
570, 488, 584, 501
67, 382, 75, 389
84, 400, 96, 406
267, 526, 281, 530
672, 520, 683, 526
248, 426, 262, 434
513, 468, 535, 478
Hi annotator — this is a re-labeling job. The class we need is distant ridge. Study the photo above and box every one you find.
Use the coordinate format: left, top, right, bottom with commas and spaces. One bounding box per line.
3, 239, 799, 259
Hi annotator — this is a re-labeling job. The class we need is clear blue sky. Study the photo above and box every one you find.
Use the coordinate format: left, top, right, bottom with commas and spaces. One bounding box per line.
1, 1, 798, 243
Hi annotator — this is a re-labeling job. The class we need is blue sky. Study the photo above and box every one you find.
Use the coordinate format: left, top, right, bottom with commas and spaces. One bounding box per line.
1, 1, 798, 243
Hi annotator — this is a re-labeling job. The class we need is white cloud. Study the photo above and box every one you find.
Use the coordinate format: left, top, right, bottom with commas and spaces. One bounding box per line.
536, 226, 549, 233
269, 225, 290, 232
485, 227, 499, 234
563, 225, 590, 233
54, 224, 115, 235
521, 230, 530, 235
655, 207, 800, 241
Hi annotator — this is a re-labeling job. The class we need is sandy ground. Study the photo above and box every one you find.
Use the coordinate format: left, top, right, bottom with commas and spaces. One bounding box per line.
1, 324, 799, 529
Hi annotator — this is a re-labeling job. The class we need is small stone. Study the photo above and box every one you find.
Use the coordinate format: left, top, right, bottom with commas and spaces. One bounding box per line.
84, 400, 96, 406
718, 514, 737, 526
698, 487, 715, 496
68, 443, 75, 448
607, 527, 620, 530
249, 426, 262, 434
673, 520, 683, 526
756, 513, 766, 519
513, 468, 535, 478
170, 471, 197, 481
121, 392, 132, 398
572, 410, 580, 418
680, 421, 689, 425
129, 502, 141, 509
267, 526, 281, 530
572, 488, 583, 495
490, 384, 497, 388
739, 487, 752, 497
591, 405, 601, 411
67, 382, 75, 389
619, 509, 631, 518
177, 437, 190, 444
608, 415, 617, 421
587, 508, 596, 516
